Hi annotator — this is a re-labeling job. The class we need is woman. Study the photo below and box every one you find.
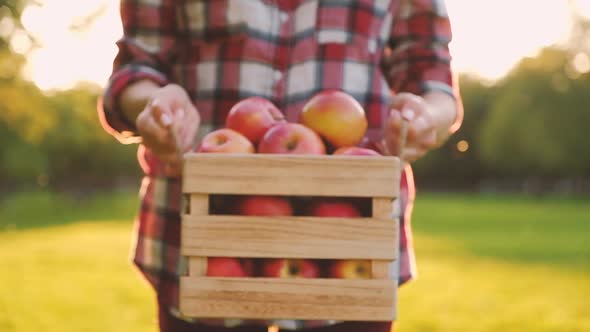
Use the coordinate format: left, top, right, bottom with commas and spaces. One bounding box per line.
98, 1, 463, 331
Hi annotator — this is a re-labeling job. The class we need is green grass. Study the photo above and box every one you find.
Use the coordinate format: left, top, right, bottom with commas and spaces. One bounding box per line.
1, 191, 589, 332
399, 193, 590, 332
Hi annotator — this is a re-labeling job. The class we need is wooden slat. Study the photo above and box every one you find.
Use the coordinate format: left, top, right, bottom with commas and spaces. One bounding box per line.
371, 198, 395, 279
182, 154, 400, 198
372, 197, 393, 219
181, 215, 397, 260
179, 277, 396, 321
189, 257, 207, 277
371, 260, 392, 279
187, 194, 208, 276
190, 194, 209, 216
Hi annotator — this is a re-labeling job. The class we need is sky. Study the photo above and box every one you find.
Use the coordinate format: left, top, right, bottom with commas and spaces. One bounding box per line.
9, 0, 590, 91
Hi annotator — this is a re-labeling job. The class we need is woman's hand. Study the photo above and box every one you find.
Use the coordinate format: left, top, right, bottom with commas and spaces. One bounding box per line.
383, 91, 459, 163
383, 92, 439, 162
136, 84, 200, 176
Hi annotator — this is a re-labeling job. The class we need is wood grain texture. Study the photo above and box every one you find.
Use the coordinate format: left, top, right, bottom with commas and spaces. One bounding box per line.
182, 154, 400, 198
179, 154, 400, 321
189, 257, 207, 277
179, 277, 396, 321
371, 198, 396, 279
181, 215, 397, 260
372, 197, 394, 219
186, 195, 209, 277
371, 260, 392, 279
189, 194, 209, 216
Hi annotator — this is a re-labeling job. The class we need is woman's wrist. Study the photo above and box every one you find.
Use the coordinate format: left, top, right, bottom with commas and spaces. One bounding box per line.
119, 79, 163, 126
422, 91, 459, 146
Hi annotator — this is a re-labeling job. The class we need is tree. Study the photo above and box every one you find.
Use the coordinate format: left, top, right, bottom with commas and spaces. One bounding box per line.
479, 15, 590, 177
0, 0, 140, 193
412, 74, 497, 189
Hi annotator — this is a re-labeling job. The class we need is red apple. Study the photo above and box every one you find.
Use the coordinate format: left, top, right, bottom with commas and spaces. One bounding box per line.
261, 259, 320, 278
207, 257, 254, 277
225, 97, 286, 144
308, 199, 362, 218
197, 128, 255, 153
329, 260, 371, 279
333, 146, 381, 156
236, 195, 293, 216
258, 123, 326, 155
300, 90, 368, 148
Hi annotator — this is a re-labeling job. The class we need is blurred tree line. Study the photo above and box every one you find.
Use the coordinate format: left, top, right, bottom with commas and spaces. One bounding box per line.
0, 0, 140, 194
1, 0, 589, 195
413, 10, 590, 194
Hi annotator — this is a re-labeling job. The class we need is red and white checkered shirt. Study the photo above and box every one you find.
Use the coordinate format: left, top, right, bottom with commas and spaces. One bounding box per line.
98, 0, 458, 329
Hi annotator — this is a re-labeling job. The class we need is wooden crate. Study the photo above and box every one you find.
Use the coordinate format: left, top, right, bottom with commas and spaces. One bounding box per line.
179, 153, 401, 321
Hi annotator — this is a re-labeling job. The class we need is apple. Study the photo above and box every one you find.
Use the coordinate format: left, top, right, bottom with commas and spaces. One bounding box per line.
299, 90, 368, 148
258, 123, 326, 155
261, 259, 320, 278
308, 199, 362, 218
207, 257, 255, 277
329, 260, 371, 279
333, 146, 381, 156
236, 195, 293, 216
197, 128, 255, 153
308, 199, 364, 279
225, 97, 286, 144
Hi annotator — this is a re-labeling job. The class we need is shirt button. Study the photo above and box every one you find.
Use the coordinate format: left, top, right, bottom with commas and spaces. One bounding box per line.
273, 70, 283, 82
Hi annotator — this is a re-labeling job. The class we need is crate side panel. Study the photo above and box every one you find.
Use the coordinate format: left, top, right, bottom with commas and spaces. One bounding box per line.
181, 215, 397, 260
182, 154, 400, 198
179, 277, 396, 321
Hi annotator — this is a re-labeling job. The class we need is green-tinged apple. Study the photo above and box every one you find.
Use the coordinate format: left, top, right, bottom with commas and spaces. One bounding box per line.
329, 259, 371, 279
197, 128, 255, 153
308, 199, 362, 218
237, 195, 293, 216
207, 257, 255, 277
261, 259, 320, 278
258, 123, 326, 155
333, 146, 381, 156
300, 90, 368, 148
225, 97, 286, 144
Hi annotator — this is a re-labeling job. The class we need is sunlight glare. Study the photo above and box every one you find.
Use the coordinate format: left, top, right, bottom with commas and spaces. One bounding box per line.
20, 0, 576, 90
9, 29, 32, 55
20, 0, 121, 91
446, 0, 571, 81
457, 140, 469, 153
572, 52, 590, 74
0, 16, 15, 39
573, 0, 590, 19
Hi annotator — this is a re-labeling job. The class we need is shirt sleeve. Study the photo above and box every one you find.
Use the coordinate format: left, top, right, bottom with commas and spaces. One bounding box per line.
98, 0, 178, 142
382, 0, 458, 99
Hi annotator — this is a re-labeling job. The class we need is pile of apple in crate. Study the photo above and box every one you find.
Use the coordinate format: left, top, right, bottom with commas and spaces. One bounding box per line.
180, 90, 400, 322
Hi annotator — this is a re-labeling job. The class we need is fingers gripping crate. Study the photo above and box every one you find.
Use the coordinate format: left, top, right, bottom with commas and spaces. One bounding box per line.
179, 153, 401, 321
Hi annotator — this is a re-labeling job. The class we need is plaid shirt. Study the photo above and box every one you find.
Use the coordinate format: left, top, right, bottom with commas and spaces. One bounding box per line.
98, 0, 457, 329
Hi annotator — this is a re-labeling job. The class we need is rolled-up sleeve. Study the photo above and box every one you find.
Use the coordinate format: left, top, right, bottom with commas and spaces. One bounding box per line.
382, 0, 458, 98
98, 0, 178, 142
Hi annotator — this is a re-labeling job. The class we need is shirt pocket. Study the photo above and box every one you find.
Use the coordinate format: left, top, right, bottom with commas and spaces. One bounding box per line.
315, 0, 392, 57
180, 0, 279, 43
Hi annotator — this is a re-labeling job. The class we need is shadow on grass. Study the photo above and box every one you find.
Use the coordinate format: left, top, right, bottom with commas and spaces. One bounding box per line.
412, 192, 590, 272
0, 190, 140, 231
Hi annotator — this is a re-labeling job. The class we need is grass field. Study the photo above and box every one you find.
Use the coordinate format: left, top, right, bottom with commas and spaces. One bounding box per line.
1, 190, 589, 332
